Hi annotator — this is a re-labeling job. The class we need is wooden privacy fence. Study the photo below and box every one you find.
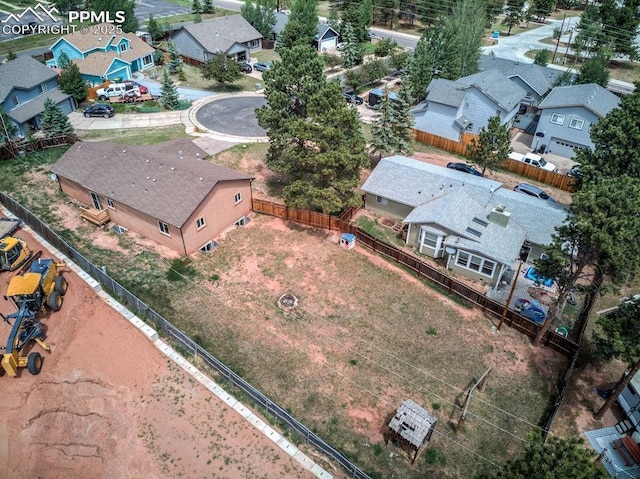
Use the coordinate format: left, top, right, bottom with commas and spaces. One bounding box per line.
413, 130, 478, 157
252, 198, 579, 358
87, 81, 110, 101
0, 134, 77, 161
503, 159, 576, 192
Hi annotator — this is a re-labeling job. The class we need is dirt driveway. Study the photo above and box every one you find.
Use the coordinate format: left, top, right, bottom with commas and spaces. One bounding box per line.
0, 227, 317, 479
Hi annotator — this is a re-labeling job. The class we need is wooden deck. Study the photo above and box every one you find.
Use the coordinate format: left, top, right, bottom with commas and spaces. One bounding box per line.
80, 207, 110, 226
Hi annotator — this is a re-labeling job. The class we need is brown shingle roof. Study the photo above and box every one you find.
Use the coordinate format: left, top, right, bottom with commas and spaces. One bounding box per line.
71, 53, 129, 77
51, 139, 254, 227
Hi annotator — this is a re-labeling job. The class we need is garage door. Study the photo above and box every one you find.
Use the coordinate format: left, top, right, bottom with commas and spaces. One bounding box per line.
547, 138, 583, 159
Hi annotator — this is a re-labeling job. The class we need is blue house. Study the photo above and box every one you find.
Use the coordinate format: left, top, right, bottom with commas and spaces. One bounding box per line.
413, 70, 527, 142
48, 24, 155, 84
533, 83, 620, 158
0, 56, 76, 138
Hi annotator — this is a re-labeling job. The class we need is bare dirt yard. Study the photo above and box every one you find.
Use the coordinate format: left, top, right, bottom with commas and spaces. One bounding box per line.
0, 228, 318, 479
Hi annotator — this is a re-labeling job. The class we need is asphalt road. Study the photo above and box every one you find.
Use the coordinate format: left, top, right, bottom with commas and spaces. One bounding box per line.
195, 96, 267, 136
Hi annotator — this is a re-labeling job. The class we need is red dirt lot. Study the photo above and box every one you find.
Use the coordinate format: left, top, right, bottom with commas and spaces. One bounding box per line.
0, 228, 315, 479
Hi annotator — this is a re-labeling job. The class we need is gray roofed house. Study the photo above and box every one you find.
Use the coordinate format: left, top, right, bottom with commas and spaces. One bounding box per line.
533, 83, 620, 158
0, 55, 75, 138
170, 14, 263, 64
51, 138, 255, 255
413, 70, 527, 142
362, 156, 567, 286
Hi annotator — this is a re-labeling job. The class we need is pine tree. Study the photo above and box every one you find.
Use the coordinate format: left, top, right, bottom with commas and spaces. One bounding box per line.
340, 22, 361, 68
160, 68, 180, 110
202, 0, 214, 13
40, 98, 74, 137
390, 87, 414, 156
466, 114, 511, 175
288, 0, 318, 43
167, 41, 183, 75
6, 50, 16, 61
369, 90, 400, 159
147, 13, 163, 42
576, 50, 610, 87
192, 0, 202, 13
327, 3, 339, 29
59, 62, 88, 103
57, 51, 71, 69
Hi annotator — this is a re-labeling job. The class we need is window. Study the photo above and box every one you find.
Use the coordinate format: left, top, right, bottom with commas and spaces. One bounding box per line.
423, 232, 438, 249
196, 217, 206, 229
119, 43, 128, 52
247, 39, 259, 48
142, 54, 153, 66
455, 251, 496, 278
234, 192, 242, 204
158, 221, 170, 236
200, 240, 217, 252
550, 113, 565, 125
375, 196, 388, 206
106, 198, 114, 209
39, 83, 47, 93
569, 118, 584, 130
12, 96, 19, 107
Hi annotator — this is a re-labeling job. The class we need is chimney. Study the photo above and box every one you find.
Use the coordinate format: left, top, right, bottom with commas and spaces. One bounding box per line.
488, 204, 510, 227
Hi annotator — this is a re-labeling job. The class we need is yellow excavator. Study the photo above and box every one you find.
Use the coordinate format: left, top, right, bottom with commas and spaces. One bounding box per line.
0, 218, 31, 272
0, 256, 67, 376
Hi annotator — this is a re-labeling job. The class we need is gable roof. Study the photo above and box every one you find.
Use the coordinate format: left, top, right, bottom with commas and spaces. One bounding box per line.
425, 78, 467, 107
316, 22, 338, 41
71, 53, 130, 77
173, 15, 262, 54
456, 69, 527, 112
0, 56, 58, 103
537, 83, 620, 118
51, 25, 155, 59
405, 191, 526, 264
478, 55, 565, 95
363, 156, 567, 249
50, 139, 254, 228
361, 156, 502, 208
7, 88, 72, 124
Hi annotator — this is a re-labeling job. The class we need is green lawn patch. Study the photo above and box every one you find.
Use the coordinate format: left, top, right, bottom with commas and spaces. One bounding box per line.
76, 125, 191, 144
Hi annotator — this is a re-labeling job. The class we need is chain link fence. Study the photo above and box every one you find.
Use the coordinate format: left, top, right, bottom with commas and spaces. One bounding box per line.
0, 192, 371, 479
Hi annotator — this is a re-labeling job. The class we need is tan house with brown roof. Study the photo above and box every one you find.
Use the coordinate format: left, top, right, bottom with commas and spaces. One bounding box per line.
51, 139, 254, 255
48, 25, 155, 83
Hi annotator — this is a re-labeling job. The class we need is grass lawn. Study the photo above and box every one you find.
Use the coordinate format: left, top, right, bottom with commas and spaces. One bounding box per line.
75, 125, 191, 144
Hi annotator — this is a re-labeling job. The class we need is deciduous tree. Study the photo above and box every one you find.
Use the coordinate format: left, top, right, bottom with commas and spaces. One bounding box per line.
0, 106, 16, 144
288, 0, 318, 44
534, 49, 551, 65
466, 114, 511, 175
40, 98, 74, 136
241, 0, 277, 38
147, 14, 163, 42
201, 55, 243, 86
576, 50, 610, 87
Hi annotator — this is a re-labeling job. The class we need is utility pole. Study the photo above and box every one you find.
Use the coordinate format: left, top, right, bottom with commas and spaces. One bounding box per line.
563, 27, 575, 66
498, 261, 522, 331
552, 13, 566, 64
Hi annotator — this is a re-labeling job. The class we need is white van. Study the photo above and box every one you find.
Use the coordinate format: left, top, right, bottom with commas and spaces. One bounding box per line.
508, 152, 557, 173
96, 83, 138, 100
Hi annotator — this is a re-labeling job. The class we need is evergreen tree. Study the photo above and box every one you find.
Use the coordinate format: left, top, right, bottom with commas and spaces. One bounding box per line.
59, 62, 88, 103
160, 68, 180, 110
192, 0, 202, 13
342, 4, 367, 43
201, 55, 243, 86
276, 20, 312, 51
288, 0, 318, 43
40, 98, 74, 136
91, 0, 138, 32
369, 87, 414, 159
445, 0, 484, 77
502, 0, 524, 34
340, 22, 361, 69
0, 106, 17, 144
552, 70, 573, 87
592, 298, 640, 419
576, 50, 610, 87
57, 51, 71, 69
327, 3, 340, 29
202, 0, 214, 13
167, 41, 183, 75
420, 0, 448, 25
6, 50, 17, 61
241, 0, 277, 38
390, 86, 415, 156
466, 115, 511, 175
530, 0, 555, 21
154, 49, 165, 66
478, 431, 607, 479
194, 12, 202, 23
370, 90, 398, 159
534, 49, 551, 65
147, 13, 163, 42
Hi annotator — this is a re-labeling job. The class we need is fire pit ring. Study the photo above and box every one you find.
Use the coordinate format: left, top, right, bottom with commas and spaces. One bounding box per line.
278, 293, 298, 312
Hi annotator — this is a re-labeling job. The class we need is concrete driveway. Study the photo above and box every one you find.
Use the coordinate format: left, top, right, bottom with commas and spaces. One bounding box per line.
69, 110, 184, 130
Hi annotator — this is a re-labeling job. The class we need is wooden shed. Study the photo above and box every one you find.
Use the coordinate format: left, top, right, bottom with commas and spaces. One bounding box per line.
386, 399, 438, 464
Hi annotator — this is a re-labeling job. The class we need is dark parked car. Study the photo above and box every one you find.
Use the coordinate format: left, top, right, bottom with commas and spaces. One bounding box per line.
83, 104, 115, 118
242, 62, 252, 73
343, 91, 364, 105
253, 62, 272, 72
446, 162, 482, 176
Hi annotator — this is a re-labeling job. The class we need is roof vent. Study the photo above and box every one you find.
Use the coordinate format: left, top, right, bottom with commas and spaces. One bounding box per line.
159, 162, 163, 167
196, 153, 200, 160
78, 145, 82, 149
488, 205, 510, 227
122, 149, 126, 153
199, 177, 204, 181
170, 167, 175, 171
144, 188, 148, 193
152, 178, 157, 182
146, 176, 151, 180
145, 159, 149, 163
131, 182, 135, 186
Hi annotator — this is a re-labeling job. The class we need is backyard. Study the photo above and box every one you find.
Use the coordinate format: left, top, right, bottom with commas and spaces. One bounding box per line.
0, 141, 576, 479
